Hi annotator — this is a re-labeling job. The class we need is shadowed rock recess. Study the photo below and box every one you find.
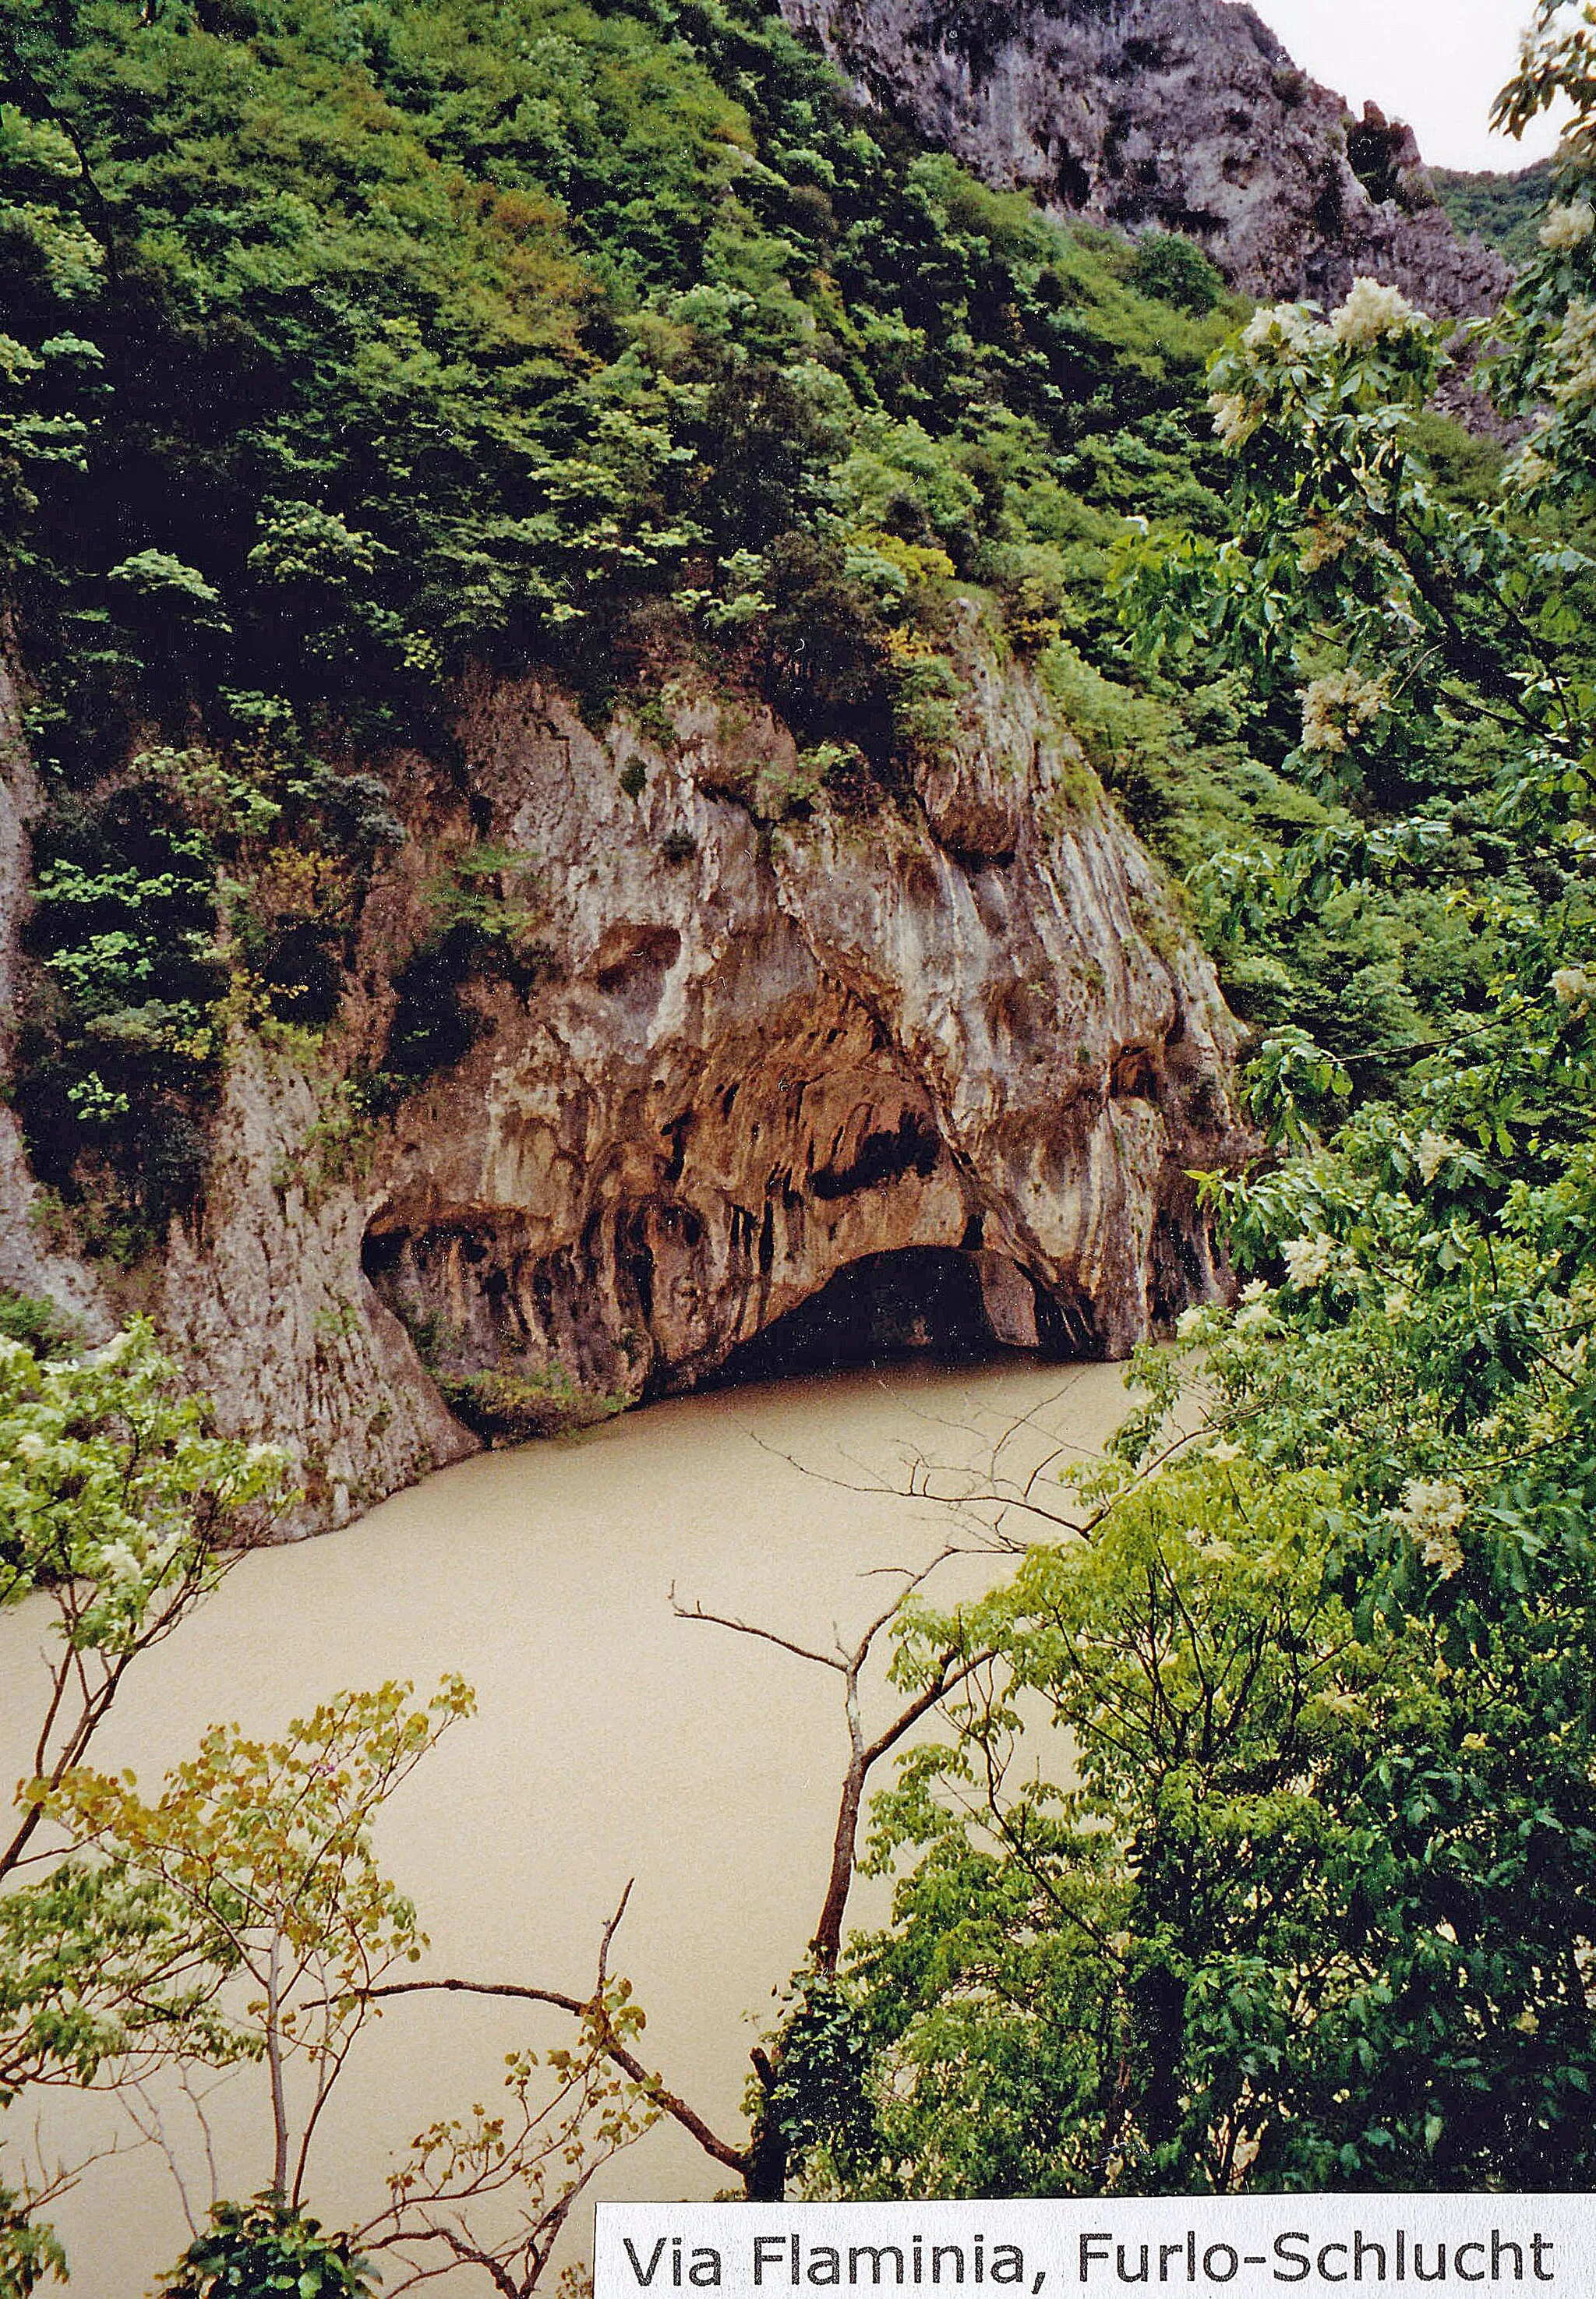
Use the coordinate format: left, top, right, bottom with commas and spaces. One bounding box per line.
779, 0, 1511, 316
1, 644, 1245, 1534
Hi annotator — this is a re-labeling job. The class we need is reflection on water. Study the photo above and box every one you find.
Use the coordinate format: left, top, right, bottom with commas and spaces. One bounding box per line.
0, 1357, 1139, 2294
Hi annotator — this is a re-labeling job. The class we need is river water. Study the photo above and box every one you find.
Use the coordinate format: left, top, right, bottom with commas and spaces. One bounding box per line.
0, 1356, 1139, 2294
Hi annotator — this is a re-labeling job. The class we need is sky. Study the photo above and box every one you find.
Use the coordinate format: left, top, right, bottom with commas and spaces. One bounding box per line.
1243, 0, 1564, 172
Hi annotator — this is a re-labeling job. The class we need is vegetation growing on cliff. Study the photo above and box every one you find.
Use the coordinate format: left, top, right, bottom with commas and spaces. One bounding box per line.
1, 0, 1504, 1269
1433, 157, 1556, 262
9, 0, 1596, 2267
1, 0, 1255, 1241
2, 0, 1238, 720
752, 26, 1596, 2200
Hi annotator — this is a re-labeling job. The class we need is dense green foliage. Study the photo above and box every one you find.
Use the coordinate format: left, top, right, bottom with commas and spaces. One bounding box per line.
0, 1287, 72, 1351
0, 1322, 293, 2283
0, 0, 1255, 1243
2, 0, 1238, 712
762, 27, 1596, 2202
1432, 157, 1555, 262
778, 1453, 1596, 2194
4, 0, 1513, 1269
157, 2197, 377, 2299
12, 0, 1596, 2240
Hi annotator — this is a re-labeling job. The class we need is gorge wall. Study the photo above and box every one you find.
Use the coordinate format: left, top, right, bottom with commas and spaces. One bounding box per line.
16, 0, 1461, 1536
1, 635, 1244, 1535
778, 0, 1512, 316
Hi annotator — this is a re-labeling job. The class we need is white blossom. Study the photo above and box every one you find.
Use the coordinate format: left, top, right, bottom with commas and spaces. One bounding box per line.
149, 1527, 185, 1572
1416, 1129, 1462, 1185
1390, 1478, 1468, 1578
1540, 201, 1595, 252
1551, 964, 1593, 1012
97, 1540, 146, 1587
1239, 1278, 1272, 1304
1241, 302, 1325, 356
1552, 298, 1596, 408
1235, 1301, 1273, 1331
1176, 1305, 1206, 1338
1383, 1287, 1414, 1323
1300, 668, 1389, 755
1281, 1233, 1337, 1291
1421, 1527, 1465, 1580
1506, 442, 1553, 496
1209, 390, 1259, 449
1329, 277, 1421, 348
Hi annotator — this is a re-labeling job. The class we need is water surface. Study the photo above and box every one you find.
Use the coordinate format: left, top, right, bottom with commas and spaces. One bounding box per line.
0, 1357, 1137, 2293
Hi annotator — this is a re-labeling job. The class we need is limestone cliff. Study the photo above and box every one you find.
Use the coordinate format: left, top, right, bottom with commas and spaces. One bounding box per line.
0, 634, 1244, 1535
779, 0, 1511, 316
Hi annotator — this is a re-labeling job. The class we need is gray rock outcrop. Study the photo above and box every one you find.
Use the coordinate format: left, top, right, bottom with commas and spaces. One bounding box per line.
0, 635, 1245, 1536
779, 0, 1511, 316
361, 646, 1241, 1414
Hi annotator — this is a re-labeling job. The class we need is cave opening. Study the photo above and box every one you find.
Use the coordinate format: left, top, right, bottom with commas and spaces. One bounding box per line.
714, 1248, 1037, 1388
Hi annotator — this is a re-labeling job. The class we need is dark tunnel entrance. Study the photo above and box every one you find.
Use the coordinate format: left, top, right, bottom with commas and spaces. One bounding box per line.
714, 1247, 1066, 1387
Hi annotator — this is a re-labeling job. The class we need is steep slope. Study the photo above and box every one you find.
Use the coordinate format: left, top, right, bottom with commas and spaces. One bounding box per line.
2, 626, 1242, 1535
0, 0, 1374, 1534
1434, 160, 1558, 265
779, 0, 1511, 314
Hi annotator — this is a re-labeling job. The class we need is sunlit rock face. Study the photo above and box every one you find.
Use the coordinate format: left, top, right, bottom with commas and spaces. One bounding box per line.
0, 633, 1245, 1536
345, 641, 1243, 1476
779, 0, 1511, 316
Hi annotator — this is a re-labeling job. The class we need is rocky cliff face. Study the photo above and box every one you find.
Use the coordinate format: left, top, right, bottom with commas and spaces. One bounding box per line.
779, 0, 1511, 316
1, 631, 1245, 1535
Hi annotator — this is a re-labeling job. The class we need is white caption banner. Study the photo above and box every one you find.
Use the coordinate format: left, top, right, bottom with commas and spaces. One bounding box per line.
597, 2200, 1592, 2299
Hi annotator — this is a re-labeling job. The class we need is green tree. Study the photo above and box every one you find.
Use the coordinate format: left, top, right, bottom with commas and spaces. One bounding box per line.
774, 1462, 1431, 2195
0, 1319, 291, 2279
156, 2195, 376, 2299
46, 1679, 478, 2204
51, 1680, 660, 2295
768, 18, 1596, 2195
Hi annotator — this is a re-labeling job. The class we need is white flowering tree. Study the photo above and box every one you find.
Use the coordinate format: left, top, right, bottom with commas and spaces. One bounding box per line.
1125, 269, 1591, 794
763, 34, 1596, 2199
0, 1319, 291, 2283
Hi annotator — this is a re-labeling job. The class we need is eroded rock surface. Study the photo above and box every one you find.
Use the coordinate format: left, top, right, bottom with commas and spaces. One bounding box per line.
779, 0, 1510, 316
1, 644, 1245, 1535
160, 1043, 478, 1527
360, 653, 1241, 1414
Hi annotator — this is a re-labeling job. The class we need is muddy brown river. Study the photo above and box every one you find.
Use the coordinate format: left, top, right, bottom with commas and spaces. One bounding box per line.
0, 1358, 1139, 2294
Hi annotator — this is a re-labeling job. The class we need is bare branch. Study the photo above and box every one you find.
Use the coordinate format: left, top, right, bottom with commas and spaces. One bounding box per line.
597, 1878, 634, 1992
667, 1586, 844, 1672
